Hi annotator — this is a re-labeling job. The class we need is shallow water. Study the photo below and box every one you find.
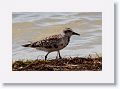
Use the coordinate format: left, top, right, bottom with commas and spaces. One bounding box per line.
12, 12, 102, 60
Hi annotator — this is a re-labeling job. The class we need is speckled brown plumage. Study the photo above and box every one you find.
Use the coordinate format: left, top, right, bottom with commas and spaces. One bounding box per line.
22, 28, 80, 60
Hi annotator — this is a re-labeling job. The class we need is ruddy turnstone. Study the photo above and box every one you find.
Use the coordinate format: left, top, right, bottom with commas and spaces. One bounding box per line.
22, 28, 80, 60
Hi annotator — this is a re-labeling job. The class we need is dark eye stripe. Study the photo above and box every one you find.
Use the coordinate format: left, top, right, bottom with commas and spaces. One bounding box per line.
64, 30, 72, 33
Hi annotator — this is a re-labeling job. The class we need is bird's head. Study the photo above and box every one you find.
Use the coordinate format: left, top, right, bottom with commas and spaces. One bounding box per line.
63, 28, 80, 37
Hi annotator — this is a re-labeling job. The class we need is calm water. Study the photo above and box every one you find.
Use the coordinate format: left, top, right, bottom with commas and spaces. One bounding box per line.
12, 12, 102, 60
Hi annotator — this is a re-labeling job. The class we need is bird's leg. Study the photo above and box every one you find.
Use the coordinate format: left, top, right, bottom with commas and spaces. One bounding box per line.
56, 52, 59, 59
58, 51, 62, 59
45, 52, 50, 60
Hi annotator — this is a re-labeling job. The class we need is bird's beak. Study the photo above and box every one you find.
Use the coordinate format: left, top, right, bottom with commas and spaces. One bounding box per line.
72, 32, 80, 36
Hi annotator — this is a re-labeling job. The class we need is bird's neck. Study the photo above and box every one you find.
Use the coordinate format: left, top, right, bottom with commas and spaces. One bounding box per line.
64, 35, 70, 46
66, 36, 70, 42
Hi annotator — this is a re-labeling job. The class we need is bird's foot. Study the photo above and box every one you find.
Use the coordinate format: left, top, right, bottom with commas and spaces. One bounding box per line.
59, 56, 62, 59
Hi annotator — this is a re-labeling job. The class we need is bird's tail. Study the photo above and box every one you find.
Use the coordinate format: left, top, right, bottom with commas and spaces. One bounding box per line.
22, 44, 31, 47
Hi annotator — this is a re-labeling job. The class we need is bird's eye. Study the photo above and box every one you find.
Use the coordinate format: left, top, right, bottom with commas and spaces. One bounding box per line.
64, 30, 72, 33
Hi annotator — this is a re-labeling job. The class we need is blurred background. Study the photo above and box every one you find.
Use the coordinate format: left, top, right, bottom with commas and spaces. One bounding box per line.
12, 12, 102, 60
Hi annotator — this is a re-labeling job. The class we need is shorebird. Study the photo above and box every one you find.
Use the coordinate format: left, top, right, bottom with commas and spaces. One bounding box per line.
22, 28, 80, 60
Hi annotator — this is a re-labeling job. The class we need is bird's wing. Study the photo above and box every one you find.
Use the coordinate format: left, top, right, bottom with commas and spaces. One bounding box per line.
30, 34, 63, 48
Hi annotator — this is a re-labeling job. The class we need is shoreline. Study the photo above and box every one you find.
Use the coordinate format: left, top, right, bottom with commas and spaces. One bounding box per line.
12, 56, 102, 71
